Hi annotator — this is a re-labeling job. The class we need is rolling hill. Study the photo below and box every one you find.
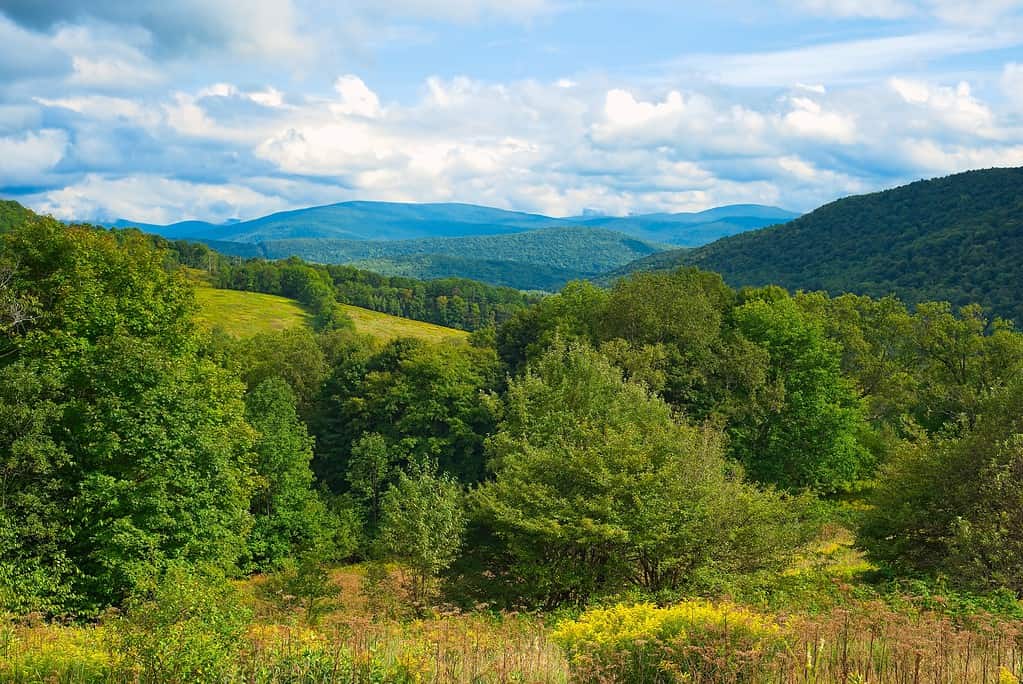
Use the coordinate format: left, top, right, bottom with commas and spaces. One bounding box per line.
198, 226, 668, 290
345, 254, 589, 291
193, 287, 313, 337
118, 202, 570, 242
117, 201, 795, 246
574, 204, 799, 246
609, 167, 1023, 322
104, 201, 796, 291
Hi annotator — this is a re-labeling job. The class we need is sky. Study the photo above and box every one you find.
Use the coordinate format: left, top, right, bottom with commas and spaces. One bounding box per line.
1, 0, 1022, 223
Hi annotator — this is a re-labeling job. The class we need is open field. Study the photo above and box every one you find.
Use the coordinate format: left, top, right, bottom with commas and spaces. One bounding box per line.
194, 287, 313, 337
336, 302, 468, 344
4, 559, 1022, 684
193, 285, 468, 344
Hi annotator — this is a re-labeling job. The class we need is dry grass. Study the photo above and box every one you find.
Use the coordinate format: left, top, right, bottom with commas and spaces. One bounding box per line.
4, 563, 1022, 683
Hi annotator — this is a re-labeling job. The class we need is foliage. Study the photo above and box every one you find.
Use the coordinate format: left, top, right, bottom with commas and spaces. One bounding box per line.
211, 253, 539, 332
349, 253, 590, 291
475, 342, 807, 606
346, 433, 394, 530
618, 167, 1023, 324
553, 601, 786, 683
256, 226, 666, 278
243, 378, 338, 571
729, 294, 871, 491
109, 562, 252, 683
861, 377, 1023, 594
0, 215, 259, 614
311, 338, 500, 491
232, 327, 329, 411
379, 471, 467, 609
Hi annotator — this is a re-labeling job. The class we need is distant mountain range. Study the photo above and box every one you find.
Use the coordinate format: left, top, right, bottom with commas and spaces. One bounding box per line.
117, 201, 797, 247
606, 167, 1023, 323
9, 168, 1023, 319
112, 201, 797, 290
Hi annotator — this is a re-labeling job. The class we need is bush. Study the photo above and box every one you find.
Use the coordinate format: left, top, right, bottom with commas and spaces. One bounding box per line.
553, 601, 786, 683
108, 563, 251, 683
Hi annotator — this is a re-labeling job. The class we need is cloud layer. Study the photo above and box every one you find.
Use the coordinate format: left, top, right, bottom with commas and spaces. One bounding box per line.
1, 1, 1022, 222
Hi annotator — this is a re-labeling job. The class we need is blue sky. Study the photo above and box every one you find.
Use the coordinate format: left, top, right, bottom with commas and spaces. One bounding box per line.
1, 0, 1022, 223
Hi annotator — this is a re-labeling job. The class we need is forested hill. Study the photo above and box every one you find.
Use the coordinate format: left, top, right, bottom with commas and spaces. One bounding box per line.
609, 167, 1023, 322
201, 226, 668, 290
0, 199, 34, 232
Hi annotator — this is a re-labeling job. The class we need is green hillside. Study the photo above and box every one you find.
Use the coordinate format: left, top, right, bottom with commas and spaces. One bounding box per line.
193, 287, 313, 337
205, 226, 667, 280
348, 254, 589, 291
336, 302, 469, 344
0, 199, 35, 233
194, 285, 467, 343
610, 167, 1023, 322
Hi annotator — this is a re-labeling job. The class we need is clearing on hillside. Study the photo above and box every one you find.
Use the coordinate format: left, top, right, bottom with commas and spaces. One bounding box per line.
193, 285, 468, 344
336, 302, 469, 344
194, 287, 312, 337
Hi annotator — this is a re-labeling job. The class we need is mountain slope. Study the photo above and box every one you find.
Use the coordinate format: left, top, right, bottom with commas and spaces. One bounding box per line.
132, 201, 569, 242
120, 201, 795, 246
346, 254, 589, 291
200, 226, 667, 290
576, 204, 799, 245
611, 167, 1023, 322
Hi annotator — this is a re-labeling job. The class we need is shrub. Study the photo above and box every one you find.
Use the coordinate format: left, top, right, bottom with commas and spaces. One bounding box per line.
107, 562, 251, 682
553, 601, 786, 683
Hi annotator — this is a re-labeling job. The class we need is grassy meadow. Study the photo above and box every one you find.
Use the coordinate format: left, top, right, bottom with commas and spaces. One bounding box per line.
335, 302, 468, 345
193, 284, 467, 344
4, 526, 1022, 683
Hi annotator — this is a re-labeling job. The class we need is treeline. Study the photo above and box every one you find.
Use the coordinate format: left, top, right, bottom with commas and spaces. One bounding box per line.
210, 257, 541, 331
4, 208, 1023, 623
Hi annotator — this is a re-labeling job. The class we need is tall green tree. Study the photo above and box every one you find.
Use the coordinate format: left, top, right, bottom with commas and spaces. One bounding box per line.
0, 217, 256, 613
244, 378, 338, 571
474, 342, 806, 607
379, 470, 466, 608
346, 432, 394, 530
730, 295, 870, 491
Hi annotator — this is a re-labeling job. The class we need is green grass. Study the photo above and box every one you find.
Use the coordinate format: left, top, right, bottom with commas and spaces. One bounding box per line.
193, 285, 468, 344
194, 287, 312, 337
337, 303, 468, 344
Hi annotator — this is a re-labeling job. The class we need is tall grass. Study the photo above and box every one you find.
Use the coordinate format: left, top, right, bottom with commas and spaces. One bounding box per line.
0, 612, 567, 683
555, 600, 1023, 684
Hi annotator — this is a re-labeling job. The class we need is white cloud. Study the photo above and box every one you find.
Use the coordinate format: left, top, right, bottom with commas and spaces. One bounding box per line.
924, 0, 1023, 27
596, 89, 688, 136
31, 174, 290, 224
794, 0, 914, 19
331, 76, 383, 118
680, 30, 1023, 87
780, 96, 857, 143
0, 129, 68, 183
34, 95, 146, 121
890, 77, 995, 136
347, 0, 557, 23
897, 139, 1023, 172
792, 0, 1023, 25
1003, 63, 1023, 110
